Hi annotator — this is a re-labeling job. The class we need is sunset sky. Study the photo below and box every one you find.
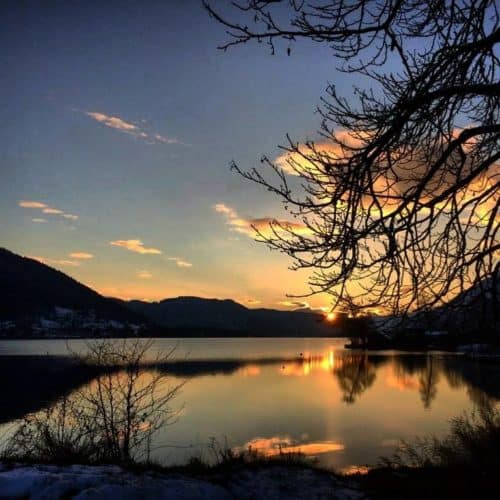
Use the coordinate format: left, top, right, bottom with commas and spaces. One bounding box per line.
1, 0, 363, 310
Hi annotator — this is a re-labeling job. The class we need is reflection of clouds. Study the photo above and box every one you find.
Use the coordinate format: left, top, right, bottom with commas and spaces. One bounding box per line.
238, 365, 261, 377
238, 436, 344, 457
338, 465, 370, 475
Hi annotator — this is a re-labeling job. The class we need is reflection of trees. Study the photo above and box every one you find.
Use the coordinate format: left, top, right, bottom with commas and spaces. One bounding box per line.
392, 354, 500, 409
418, 356, 440, 409
5, 340, 183, 464
390, 354, 440, 409
443, 357, 500, 408
334, 354, 377, 404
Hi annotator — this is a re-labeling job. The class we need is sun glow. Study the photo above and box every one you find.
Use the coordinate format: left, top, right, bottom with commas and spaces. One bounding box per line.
326, 312, 336, 322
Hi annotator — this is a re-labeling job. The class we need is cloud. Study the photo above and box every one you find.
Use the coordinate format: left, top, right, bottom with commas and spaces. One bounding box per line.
85, 112, 138, 132
246, 298, 262, 305
78, 110, 179, 146
137, 270, 153, 279
214, 203, 312, 239
110, 239, 162, 255
69, 252, 94, 259
278, 300, 311, 309
32, 218, 47, 223
42, 207, 63, 214
274, 131, 366, 177
19, 201, 47, 208
153, 133, 178, 145
167, 256, 193, 268
29, 256, 80, 267
19, 200, 78, 222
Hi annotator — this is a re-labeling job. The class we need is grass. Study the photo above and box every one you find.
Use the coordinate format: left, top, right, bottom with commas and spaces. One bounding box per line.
360, 404, 500, 499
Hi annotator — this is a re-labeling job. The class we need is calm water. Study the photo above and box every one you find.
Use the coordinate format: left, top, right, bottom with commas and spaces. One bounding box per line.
1, 338, 499, 472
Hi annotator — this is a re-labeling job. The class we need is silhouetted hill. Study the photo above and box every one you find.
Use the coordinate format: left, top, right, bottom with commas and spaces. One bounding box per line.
0, 248, 142, 324
0, 247, 337, 337
126, 296, 336, 336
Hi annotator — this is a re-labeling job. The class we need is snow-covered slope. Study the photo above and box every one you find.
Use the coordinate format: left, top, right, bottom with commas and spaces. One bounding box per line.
0, 463, 366, 500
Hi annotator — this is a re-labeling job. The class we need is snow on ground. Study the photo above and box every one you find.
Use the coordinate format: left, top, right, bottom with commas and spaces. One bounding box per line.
0, 463, 367, 499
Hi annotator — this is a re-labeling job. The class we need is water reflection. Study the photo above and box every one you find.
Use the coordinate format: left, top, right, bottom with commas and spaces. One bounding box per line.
1, 339, 499, 469
275, 351, 497, 410
236, 436, 345, 456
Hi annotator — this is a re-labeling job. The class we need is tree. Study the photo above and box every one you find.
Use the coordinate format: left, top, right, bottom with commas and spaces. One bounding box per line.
204, 0, 500, 318
4, 339, 183, 464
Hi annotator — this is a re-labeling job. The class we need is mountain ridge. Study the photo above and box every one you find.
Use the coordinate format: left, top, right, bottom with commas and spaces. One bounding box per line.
0, 247, 336, 337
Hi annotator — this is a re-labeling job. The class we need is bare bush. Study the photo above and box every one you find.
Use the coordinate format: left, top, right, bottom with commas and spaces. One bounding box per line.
381, 404, 500, 469
3, 339, 183, 465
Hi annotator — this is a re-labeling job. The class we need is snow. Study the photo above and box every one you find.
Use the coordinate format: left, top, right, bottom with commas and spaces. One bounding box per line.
55, 307, 75, 317
0, 465, 229, 500
0, 464, 367, 499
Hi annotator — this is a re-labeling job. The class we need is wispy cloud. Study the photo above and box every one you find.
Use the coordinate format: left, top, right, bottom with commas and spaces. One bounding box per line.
32, 218, 47, 223
19, 201, 47, 208
77, 109, 180, 145
69, 252, 93, 260
30, 256, 81, 267
214, 203, 311, 239
167, 256, 193, 268
42, 207, 63, 214
19, 200, 79, 222
246, 298, 262, 305
137, 270, 153, 279
278, 300, 311, 309
85, 112, 138, 132
110, 239, 162, 255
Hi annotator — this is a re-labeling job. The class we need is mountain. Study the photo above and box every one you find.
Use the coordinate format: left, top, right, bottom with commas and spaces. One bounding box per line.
125, 296, 335, 336
0, 248, 337, 337
0, 248, 144, 333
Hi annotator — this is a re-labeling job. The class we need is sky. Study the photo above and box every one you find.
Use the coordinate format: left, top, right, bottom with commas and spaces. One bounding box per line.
1, 0, 360, 310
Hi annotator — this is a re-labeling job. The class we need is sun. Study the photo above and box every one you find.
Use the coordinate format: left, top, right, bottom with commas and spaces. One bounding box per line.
326, 312, 336, 322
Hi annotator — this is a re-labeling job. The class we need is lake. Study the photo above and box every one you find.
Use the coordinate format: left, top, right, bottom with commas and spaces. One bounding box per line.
1, 337, 498, 472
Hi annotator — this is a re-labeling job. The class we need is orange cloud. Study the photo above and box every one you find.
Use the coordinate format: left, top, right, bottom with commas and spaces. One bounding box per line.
19, 200, 78, 221
137, 270, 153, 279
110, 239, 162, 255
214, 202, 311, 239
30, 256, 81, 267
69, 252, 94, 260
85, 111, 138, 132
19, 201, 47, 208
81, 110, 179, 145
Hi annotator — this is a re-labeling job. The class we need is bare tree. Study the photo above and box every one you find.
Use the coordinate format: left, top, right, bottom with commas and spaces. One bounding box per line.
4, 339, 183, 464
205, 1, 499, 319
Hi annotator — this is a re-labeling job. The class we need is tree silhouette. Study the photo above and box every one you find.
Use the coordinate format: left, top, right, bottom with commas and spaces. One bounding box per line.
205, 1, 499, 317
4, 339, 183, 464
